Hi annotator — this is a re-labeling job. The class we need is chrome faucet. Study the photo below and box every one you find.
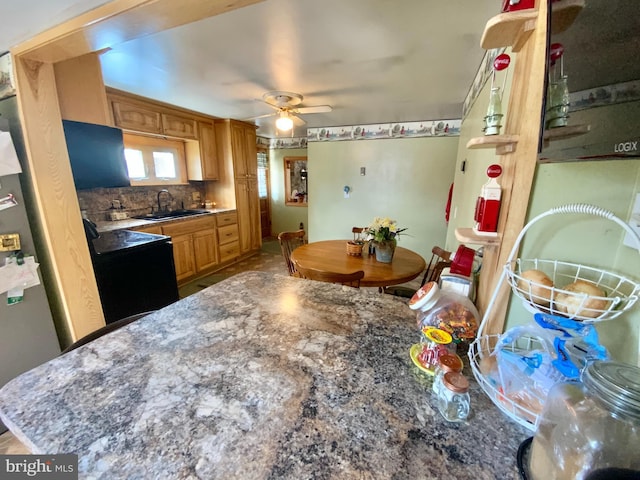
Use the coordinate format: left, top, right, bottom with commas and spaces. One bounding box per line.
157, 189, 173, 213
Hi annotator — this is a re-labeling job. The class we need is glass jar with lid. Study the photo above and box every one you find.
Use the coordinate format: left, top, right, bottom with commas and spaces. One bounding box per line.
432, 352, 464, 398
529, 361, 640, 480
435, 371, 470, 422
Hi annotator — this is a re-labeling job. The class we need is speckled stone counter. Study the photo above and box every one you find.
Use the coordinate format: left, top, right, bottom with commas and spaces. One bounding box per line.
0, 272, 529, 479
94, 207, 235, 233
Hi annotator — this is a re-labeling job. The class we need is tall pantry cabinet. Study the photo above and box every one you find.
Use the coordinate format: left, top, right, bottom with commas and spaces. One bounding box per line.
214, 119, 262, 255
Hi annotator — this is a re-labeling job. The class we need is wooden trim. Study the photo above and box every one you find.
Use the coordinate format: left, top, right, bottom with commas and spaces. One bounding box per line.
13, 57, 105, 342
284, 156, 308, 206
107, 88, 217, 124
13, 0, 265, 63
122, 133, 189, 185
9, 0, 264, 343
475, 0, 549, 334
54, 52, 111, 124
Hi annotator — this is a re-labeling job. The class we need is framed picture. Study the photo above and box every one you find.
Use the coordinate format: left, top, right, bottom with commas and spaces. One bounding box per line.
0, 52, 16, 100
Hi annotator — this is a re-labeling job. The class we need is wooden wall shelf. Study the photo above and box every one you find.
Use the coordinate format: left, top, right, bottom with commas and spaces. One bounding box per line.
455, 228, 501, 247
467, 135, 520, 155
481, 10, 537, 52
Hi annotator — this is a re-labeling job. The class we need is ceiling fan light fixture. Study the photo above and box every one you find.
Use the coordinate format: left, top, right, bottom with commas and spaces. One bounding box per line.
276, 112, 294, 132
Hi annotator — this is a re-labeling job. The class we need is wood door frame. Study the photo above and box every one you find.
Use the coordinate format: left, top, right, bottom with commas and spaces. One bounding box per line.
10, 0, 263, 344
257, 145, 272, 238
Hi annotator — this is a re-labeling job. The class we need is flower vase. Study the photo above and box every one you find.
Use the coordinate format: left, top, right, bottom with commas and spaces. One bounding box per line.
374, 240, 396, 263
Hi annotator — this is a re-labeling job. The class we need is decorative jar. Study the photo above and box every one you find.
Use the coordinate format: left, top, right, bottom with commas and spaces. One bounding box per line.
435, 371, 470, 422
432, 352, 464, 398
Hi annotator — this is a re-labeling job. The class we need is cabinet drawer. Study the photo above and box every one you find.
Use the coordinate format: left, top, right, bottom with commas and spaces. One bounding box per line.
219, 241, 240, 263
218, 224, 239, 245
112, 101, 162, 134
162, 113, 197, 139
161, 215, 216, 237
216, 211, 237, 227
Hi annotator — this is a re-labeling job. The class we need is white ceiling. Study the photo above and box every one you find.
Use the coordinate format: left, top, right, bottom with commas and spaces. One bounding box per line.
3, 0, 499, 138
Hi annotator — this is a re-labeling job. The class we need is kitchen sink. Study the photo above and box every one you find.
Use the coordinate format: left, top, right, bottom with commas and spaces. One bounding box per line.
133, 209, 209, 221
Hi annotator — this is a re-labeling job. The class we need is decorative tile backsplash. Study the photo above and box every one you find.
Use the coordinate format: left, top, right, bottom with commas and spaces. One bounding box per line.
77, 184, 205, 222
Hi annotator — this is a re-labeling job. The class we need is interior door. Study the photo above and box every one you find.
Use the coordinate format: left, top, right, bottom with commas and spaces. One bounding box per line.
257, 146, 272, 238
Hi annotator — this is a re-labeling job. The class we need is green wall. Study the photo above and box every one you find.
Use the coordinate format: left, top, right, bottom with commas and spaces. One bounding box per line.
445, 61, 513, 251
506, 160, 640, 366
306, 137, 458, 261
269, 148, 309, 236
445, 56, 640, 366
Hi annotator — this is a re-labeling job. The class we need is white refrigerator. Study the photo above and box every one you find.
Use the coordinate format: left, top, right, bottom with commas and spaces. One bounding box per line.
0, 95, 61, 433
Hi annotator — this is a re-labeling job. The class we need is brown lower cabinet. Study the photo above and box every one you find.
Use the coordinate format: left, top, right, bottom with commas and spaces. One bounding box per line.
134, 212, 240, 285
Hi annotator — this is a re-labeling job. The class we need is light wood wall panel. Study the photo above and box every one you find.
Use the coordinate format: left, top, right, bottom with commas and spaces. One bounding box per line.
11, 0, 264, 344
14, 57, 105, 342
54, 52, 111, 124
476, 0, 549, 334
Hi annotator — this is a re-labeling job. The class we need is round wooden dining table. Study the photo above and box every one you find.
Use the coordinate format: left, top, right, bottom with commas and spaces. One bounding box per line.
290, 240, 426, 288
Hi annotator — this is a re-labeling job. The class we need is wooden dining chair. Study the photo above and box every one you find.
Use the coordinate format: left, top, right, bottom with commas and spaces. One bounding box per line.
277, 230, 307, 276
352, 226, 366, 242
61, 310, 156, 354
294, 261, 365, 288
383, 246, 452, 298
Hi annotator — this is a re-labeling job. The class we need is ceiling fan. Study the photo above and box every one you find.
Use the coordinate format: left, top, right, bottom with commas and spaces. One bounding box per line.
249, 91, 332, 133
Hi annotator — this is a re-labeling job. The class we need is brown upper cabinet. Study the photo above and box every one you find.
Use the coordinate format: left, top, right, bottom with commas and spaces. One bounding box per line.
106, 89, 219, 181
186, 121, 219, 181
161, 112, 197, 139
112, 99, 163, 135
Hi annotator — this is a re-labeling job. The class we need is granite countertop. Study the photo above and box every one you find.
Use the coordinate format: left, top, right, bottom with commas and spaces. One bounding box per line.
94, 207, 235, 233
0, 272, 529, 479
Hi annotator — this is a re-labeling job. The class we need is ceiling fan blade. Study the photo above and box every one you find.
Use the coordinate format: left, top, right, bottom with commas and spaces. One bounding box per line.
294, 105, 332, 114
245, 112, 278, 120
291, 114, 306, 126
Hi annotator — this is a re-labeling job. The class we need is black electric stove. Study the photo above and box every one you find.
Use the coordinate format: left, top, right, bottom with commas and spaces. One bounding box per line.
87, 229, 179, 324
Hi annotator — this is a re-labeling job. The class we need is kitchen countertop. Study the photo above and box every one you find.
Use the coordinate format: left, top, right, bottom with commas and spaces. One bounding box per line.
94, 207, 235, 233
0, 271, 529, 479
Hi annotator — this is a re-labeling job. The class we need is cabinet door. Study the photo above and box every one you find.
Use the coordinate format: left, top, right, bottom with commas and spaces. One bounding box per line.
161, 113, 197, 139
171, 233, 196, 282
248, 178, 261, 250
199, 121, 218, 180
243, 125, 257, 179
230, 121, 250, 178
193, 228, 218, 272
112, 100, 162, 134
236, 178, 262, 254
235, 178, 252, 254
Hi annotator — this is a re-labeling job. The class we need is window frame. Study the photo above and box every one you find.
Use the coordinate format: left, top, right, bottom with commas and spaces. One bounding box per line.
123, 133, 189, 186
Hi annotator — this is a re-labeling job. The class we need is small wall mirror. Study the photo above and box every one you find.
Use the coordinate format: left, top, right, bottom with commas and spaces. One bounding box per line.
284, 156, 308, 206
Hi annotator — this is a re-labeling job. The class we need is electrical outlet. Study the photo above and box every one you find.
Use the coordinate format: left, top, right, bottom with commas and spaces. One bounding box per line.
623, 193, 640, 249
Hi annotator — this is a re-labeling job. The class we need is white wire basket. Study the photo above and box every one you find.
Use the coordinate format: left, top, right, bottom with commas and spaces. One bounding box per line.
507, 258, 639, 322
469, 204, 640, 430
469, 334, 543, 431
